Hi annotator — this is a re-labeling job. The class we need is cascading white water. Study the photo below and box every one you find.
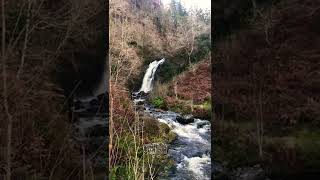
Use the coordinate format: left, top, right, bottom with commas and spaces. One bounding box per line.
146, 108, 211, 180
75, 63, 108, 102
139, 58, 165, 93
93, 63, 108, 96
132, 57, 211, 179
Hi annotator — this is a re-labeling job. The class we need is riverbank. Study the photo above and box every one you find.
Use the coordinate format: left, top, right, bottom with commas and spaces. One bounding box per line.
109, 0, 212, 178
150, 60, 212, 120
136, 58, 212, 179
132, 91, 211, 179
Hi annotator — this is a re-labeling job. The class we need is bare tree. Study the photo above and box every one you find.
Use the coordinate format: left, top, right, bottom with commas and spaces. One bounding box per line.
17, 0, 32, 79
2, 1, 13, 179
252, 0, 257, 18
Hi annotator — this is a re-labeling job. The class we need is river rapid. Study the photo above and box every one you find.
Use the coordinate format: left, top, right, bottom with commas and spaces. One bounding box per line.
133, 58, 211, 180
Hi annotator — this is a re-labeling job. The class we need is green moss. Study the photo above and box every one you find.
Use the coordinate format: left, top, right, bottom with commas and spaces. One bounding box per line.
159, 123, 171, 134
168, 103, 191, 115
150, 122, 177, 144
167, 131, 177, 143
295, 129, 320, 170
152, 96, 167, 109
143, 116, 160, 137
201, 101, 212, 111
144, 153, 175, 178
110, 165, 136, 180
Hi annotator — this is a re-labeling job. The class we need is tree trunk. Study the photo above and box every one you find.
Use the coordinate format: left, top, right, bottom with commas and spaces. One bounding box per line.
2, 1, 13, 179
252, 0, 257, 19
174, 80, 178, 100
17, 0, 31, 79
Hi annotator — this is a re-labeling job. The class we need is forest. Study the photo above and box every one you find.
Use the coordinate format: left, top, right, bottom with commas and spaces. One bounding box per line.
213, 0, 320, 179
0, 0, 319, 179
0, 0, 108, 179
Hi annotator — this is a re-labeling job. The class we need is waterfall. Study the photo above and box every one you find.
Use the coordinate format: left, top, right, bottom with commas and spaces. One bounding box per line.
93, 62, 108, 96
131, 57, 211, 179
139, 58, 165, 93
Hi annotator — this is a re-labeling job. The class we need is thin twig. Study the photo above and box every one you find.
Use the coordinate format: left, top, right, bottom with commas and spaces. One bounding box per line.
17, 0, 32, 79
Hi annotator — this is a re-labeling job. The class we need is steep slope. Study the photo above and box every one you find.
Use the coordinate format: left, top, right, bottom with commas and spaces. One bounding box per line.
213, 0, 320, 179
109, 0, 211, 178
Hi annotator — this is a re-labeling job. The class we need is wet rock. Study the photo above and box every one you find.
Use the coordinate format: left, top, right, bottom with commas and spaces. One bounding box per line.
74, 100, 84, 110
135, 100, 145, 106
132, 91, 148, 99
71, 93, 109, 174
176, 115, 194, 125
89, 98, 99, 106
86, 107, 99, 114
196, 121, 210, 128
155, 108, 166, 112
97, 92, 108, 102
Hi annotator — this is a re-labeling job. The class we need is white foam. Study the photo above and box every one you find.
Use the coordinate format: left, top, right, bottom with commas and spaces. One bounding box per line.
185, 154, 211, 180
139, 58, 165, 93
172, 124, 207, 144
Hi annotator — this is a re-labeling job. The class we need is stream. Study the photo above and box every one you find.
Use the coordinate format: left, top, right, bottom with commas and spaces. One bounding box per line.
133, 59, 212, 180
70, 65, 109, 177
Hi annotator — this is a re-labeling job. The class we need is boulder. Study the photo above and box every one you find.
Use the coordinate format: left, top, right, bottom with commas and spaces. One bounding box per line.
134, 99, 145, 106
176, 115, 195, 125
196, 121, 210, 128
132, 91, 148, 99
74, 100, 84, 110
89, 98, 99, 106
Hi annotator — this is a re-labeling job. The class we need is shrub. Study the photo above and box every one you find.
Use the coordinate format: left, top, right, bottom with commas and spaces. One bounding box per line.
152, 97, 167, 109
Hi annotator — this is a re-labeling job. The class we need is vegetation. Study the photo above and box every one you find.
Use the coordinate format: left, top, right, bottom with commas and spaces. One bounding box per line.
0, 0, 107, 179
213, 0, 320, 179
151, 96, 167, 109
109, 0, 211, 179
150, 60, 212, 119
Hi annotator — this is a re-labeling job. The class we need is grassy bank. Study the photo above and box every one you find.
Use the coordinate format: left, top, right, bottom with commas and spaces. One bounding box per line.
109, 0, 211, 178
149, 60, 212, 120
0, 0, 107, 178
214, 120, 320, 179
109, 84, 177, 179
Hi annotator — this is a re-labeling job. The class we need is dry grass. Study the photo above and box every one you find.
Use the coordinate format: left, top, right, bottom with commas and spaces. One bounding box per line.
214, 0, 320, 125
213, 0, 320, 178
109, 82, 170, 179
109, 0, 211, 178
0, 0, 106, 179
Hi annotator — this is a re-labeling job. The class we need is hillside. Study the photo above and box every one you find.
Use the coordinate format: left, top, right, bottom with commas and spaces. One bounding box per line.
0, 0, 107, 179
151, 60, 212, 119
109, 0, 211, 179
213, 0, 320, 179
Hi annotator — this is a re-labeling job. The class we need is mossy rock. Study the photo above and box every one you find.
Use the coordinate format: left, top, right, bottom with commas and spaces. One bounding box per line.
167, 131, 177, 143
142, 116, 160, 137
159, 123, 171, 134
